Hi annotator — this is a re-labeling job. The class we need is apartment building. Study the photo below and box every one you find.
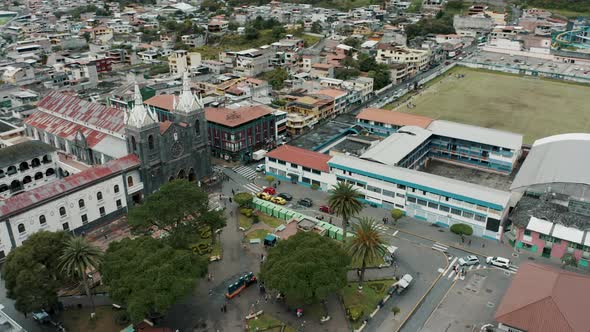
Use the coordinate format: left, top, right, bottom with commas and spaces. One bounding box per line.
168, 50, 202, 76
286, 95, 334, 135
376, 43, 430, 75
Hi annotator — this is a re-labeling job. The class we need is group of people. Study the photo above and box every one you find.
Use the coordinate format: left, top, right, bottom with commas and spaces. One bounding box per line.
382, 216, 390, 224
453, 265, 466, 277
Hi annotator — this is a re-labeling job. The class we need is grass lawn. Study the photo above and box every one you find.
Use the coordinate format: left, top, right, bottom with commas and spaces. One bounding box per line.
246, 229, 270, 241
385, 66, 590, 144
549, 8, 590, 18
61, 306, 126, 332
259, 214, 284, 228
300, 34, 321, 47
239, 215, 253, 230
247, 314, 296, 332
341, 280, 396, 329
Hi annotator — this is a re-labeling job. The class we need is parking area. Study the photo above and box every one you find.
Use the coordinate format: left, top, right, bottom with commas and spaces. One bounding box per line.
421, 269, 512, 332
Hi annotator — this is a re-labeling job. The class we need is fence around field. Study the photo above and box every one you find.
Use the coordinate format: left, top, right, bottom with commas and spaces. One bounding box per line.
458, 60, 590, 84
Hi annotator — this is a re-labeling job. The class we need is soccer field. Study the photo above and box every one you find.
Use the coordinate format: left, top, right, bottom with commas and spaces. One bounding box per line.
386, 67, 590, 144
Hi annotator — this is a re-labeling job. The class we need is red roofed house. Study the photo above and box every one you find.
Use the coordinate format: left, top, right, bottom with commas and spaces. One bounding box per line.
205, 105, 277, 162
495, 263, 590, 332
24, 91, 128, 165
356, 108, 433, 136
265, 145, 332, 190
0, 154, 141, 259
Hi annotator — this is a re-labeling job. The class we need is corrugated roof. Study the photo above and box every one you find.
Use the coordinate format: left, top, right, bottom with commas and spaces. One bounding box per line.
329, 154, 511, 209
316, 88, 347, 99
495, 263, 590, 332
25, 92, 126, 150
205, 105, 272, 127
0, 140, 56, 169
427, 120, 523, 150
356, 108, 433, 128
360, 126, 432, 166
0, 155, 140, 218
511, 134, 590, 192
267, 145, 332, 172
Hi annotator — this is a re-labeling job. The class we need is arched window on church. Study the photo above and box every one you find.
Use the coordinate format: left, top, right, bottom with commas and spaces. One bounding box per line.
195, 120, 200, 136
148, 135, 154, 150
131, 136, 137, 152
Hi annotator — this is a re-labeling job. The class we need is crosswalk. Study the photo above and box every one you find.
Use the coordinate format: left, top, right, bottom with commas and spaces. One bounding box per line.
212, 165, 225, 174
432, 242, 448, 253
440, 255, 519, 281
243, 183, 263, 194
232, 165, 258, 180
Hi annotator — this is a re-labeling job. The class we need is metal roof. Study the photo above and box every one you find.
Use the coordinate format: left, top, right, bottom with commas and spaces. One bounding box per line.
427, 120, 523, 150
360, 126, 431, 166
511, 134, 590, 192
329, 154, 511, 209
0, 140, 56, 169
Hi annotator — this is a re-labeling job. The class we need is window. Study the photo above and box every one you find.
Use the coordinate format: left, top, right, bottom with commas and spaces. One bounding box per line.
312, 169, 321, 175
367, 185, 381, 194
302, 177, 311, 184
268, 157, 276, 162
428, 202, 438, 209
290, 163, 299, 169
474, 214, 486, 222
524, 229, 531, 236
396, 193, 405, 198
407, 196, 417, 203
78, 199, 85, 209
17, 223, 25, 234
148, 135, 154, 150
439, 205, 450, 212
127, 176, 134, 187
81, 214, 88, 224
99, 207, 106, 217
97, 191, 103, 201
116, 199, 122, 209
62, 222, 69, 231
462, 211, 474, 219
59, 206, 67, 217
417, 199, 427, 206
302, 167, 311, 172
131, 136, 137, 152
383, 189, 395, 198
450, 208, 462, 215
277, 160, 286, 165
39, 215, 46, 225
397, 184, 406, 190
195, 120, 200, 135
114, 185, 120, 193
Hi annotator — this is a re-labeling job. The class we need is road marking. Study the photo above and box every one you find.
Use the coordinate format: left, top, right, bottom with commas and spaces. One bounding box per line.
448, 270, 457, 280
432, 242, 448, 252
437, 268, 445, 273
392, 230, 399, 237
468, 265, 474, 270
232, 166, 258, 180
242, 183, 262, 194
442, 257, 458, 276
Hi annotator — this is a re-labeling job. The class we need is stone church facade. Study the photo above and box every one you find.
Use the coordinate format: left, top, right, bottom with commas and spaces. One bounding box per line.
125, 73, 211, 195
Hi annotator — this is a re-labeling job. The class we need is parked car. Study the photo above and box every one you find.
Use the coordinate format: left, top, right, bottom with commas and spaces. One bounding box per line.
486, 256, 510, 269
298, 198, 313, 207
319, 205, 334, 214
257, 192, 272, 201
278, 193, 293, 201
458, 255, 480, 266
32, 310, 50, 324
271, 196, 287, 205
263, 187, 276, 195
255, 164, 265, 172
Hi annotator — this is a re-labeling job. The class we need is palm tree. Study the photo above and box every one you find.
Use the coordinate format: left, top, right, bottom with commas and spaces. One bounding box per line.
328, 182, 363, 242
59, 237, 103, 316
346, 217, 387, 288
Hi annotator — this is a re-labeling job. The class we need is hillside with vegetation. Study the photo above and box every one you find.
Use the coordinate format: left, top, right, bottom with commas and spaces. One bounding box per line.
517, 0, 590, 17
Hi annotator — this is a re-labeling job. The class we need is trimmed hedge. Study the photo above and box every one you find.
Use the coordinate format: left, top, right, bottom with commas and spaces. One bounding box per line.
450, 223, 473, 236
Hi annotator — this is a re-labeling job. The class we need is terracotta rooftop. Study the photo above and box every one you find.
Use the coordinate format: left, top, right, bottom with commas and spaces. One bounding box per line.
144, 95, 175, 112
495, 263, 590, 332
205, 105, 273, 127
0, 155, 140, 218
267, 145, 331, 172
356, 108, 433, 129
316, 88, 347, 99
25, 91, 125, 148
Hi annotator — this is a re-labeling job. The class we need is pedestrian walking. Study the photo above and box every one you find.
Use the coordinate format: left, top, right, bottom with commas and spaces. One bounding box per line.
231, 189, 235, 195
223, 303, 227, 312
219, 194, 222, 199
482, 243, 485, 248
468, 239, 472, 246
229, 197, 232, 203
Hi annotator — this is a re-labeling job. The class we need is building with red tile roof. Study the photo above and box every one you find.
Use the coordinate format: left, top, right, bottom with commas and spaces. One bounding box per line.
24, 91, 128, 164
356, 108, 433, 136
265, 145, 332, 189
205, 105, 277, 162
495, 263, 590, 332
0, 154, 141, 258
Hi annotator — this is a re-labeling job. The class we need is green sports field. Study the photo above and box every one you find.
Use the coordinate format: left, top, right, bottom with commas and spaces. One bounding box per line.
385, 67, 590, 144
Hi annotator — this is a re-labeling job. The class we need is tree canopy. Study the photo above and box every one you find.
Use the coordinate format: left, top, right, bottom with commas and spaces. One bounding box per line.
260, 232, 350, 305
1, 231, 69, 313
234, 192, 254, 207
101, 236, 208, 323
128, 180, 226, 248
328, 182, 364, 241
347, 217, 387, 284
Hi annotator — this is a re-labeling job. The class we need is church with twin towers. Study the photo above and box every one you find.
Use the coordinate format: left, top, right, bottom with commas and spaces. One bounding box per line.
125, 73, 211, 194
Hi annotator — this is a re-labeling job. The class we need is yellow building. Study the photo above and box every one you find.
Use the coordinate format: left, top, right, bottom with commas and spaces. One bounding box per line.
286, 95, 334, 135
